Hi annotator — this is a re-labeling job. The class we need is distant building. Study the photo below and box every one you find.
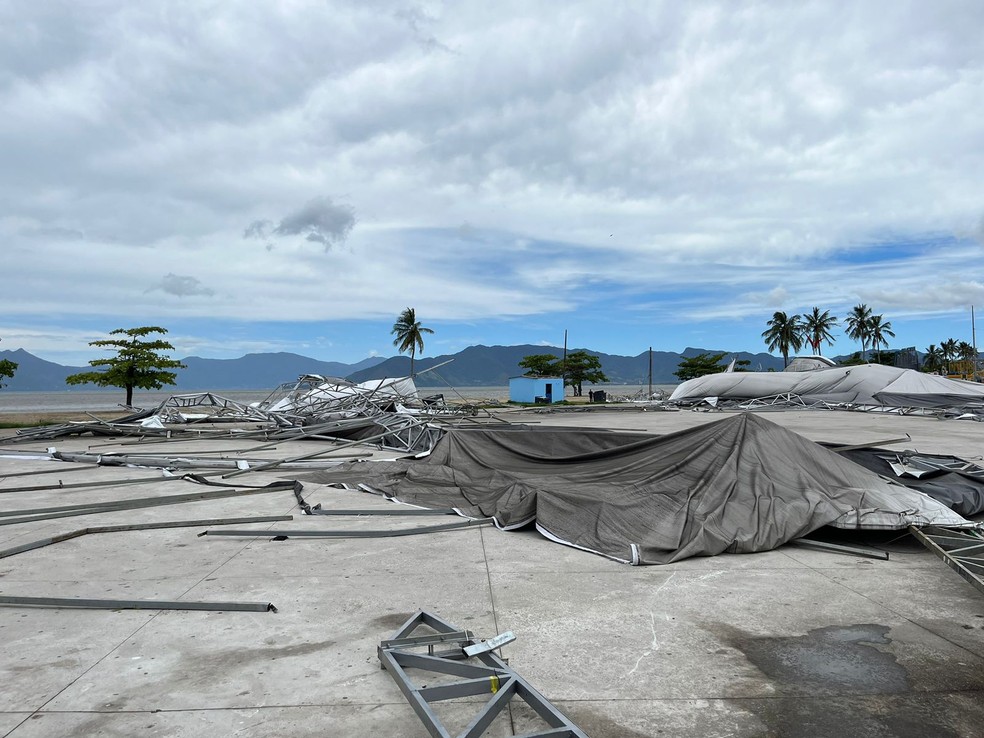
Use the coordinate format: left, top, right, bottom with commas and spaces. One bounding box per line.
892, 347, 920, 371
509, 376, 565, 403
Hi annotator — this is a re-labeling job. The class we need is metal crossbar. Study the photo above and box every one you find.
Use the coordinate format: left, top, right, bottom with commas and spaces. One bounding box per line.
378, 610, 587, 738
909, 525, 984, 596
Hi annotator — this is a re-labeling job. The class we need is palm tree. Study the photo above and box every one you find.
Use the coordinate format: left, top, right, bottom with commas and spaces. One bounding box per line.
922, 344, 944, 373
867, 314, 895, 362
391, 307, 434, 377
761, 311, 804, 368
957, 340, 976, 377
940, 338, 958, 374
802, 307, 838, 356
845, 304, 873, 361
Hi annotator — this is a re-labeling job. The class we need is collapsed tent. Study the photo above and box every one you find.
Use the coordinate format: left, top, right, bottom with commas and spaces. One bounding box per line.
312, 413, 972, 565
670, 363, 984, 409
835, 447, 984, 517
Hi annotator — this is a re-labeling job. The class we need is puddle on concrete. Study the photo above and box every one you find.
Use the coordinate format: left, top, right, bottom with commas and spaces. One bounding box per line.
711, 623, 968, 738
372, 612, 414, 630
727, 623, 910, 696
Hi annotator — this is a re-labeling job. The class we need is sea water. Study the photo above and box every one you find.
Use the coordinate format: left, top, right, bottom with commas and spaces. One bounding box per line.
0, 384, 678, 414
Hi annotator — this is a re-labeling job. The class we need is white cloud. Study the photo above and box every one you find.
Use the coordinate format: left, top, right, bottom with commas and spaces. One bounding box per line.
2, 1, 983, 360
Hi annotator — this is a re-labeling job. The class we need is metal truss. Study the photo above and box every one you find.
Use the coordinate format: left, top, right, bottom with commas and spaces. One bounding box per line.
910, 525, 984, 596
154, 392, 272, 423
737, 392, 818, 409
378, 610, 587, 738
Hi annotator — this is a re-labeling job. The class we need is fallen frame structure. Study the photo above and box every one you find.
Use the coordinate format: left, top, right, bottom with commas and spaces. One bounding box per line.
378, 610, 587, 738
910, 525, 984, 596
5, 374, 467, 454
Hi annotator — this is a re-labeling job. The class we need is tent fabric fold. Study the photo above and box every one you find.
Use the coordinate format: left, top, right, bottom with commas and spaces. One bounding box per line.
309, 413, 971, 565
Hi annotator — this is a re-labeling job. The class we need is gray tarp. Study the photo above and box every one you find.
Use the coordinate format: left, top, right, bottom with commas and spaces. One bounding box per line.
669, 363, 984, 409
311, 413, 970, 565
836, 447, 984, 517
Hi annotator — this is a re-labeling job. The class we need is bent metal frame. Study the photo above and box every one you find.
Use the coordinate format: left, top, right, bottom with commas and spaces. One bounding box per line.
378, 610, 587, 738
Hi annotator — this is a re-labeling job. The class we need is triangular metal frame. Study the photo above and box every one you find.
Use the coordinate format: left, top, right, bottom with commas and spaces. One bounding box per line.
910, 525, 984, 596
377, 610, 587, 738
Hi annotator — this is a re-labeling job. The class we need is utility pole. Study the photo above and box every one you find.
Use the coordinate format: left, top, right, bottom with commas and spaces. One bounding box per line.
562, 329, 568, 397
973, 306, 978, 381
648, 346, 653, 399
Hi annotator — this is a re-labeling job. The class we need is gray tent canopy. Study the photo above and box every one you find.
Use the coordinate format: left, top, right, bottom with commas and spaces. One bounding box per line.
669, 363, 984, 409
312, 413, 971, 565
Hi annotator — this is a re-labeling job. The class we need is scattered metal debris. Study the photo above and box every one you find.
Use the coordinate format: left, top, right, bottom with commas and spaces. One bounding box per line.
910, 525, 984, 596
378, 610, 587, 738
788, 537, 890, 560
198, 518, 492, 539
3, 373, 497, 454
0, 516, 293, 560
0, 478, 301, 527
0, 595, 277, 612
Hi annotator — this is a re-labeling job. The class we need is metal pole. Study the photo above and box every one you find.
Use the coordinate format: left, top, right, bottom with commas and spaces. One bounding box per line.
562, 329, 568, 397
973, 305, 978, 381
648, 346, 653, 399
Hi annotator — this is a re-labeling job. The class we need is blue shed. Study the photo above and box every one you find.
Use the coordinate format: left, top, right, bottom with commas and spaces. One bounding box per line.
509, 376, 565, 403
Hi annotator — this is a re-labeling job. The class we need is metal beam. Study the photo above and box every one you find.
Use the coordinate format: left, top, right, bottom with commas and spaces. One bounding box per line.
0, 516, 293, 560
307, 507, 457, 516
0, 595, 277, 612
789, 537, 890, 560
199, 519, 491, 539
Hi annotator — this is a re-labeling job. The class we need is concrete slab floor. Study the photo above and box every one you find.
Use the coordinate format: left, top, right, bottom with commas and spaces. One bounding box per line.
1, 409, 982, 737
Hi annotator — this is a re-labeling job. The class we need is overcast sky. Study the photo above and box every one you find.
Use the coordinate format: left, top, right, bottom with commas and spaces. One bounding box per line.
3, 1, 983, 367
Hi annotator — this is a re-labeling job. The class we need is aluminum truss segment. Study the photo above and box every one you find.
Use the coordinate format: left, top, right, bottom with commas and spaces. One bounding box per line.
909, 525, 984, 596
377, 610, 587, 738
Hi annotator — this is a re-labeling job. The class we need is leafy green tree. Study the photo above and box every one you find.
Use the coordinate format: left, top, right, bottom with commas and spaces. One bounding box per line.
559, 350, 608, 396
761, 311, 804, 367
867, 314, 895, 360
65, 327, 186, 406
922, 344, 943, 373
674, 352, 728, 382
0, 338, 17, 388
845, 304, 873, 361
390, 307, 434, 377
802, 307, 838, 356
518, 353, 560, 377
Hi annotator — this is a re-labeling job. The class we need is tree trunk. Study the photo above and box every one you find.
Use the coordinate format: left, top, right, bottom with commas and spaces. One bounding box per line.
409, 347, 415, 377
125, 384, 134, 406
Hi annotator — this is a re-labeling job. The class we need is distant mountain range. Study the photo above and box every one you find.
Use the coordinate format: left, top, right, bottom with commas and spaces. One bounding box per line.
0, 345, 788, 392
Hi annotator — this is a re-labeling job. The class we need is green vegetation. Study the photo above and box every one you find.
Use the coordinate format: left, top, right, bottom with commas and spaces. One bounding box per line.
562, 350, 608, 396
922, 338, 979, 376
802, 307, 839, 356
0, 337, 16, 389
65, 326, 186, 406
760, 304, 902, 367
674, 352, 728, 381
391, 307, 433, 377
517, 350, 608, 396
845, 304, 874, 361
517, 353, 559, 377
761, 311, 804, 368
867, 314, 895, 357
